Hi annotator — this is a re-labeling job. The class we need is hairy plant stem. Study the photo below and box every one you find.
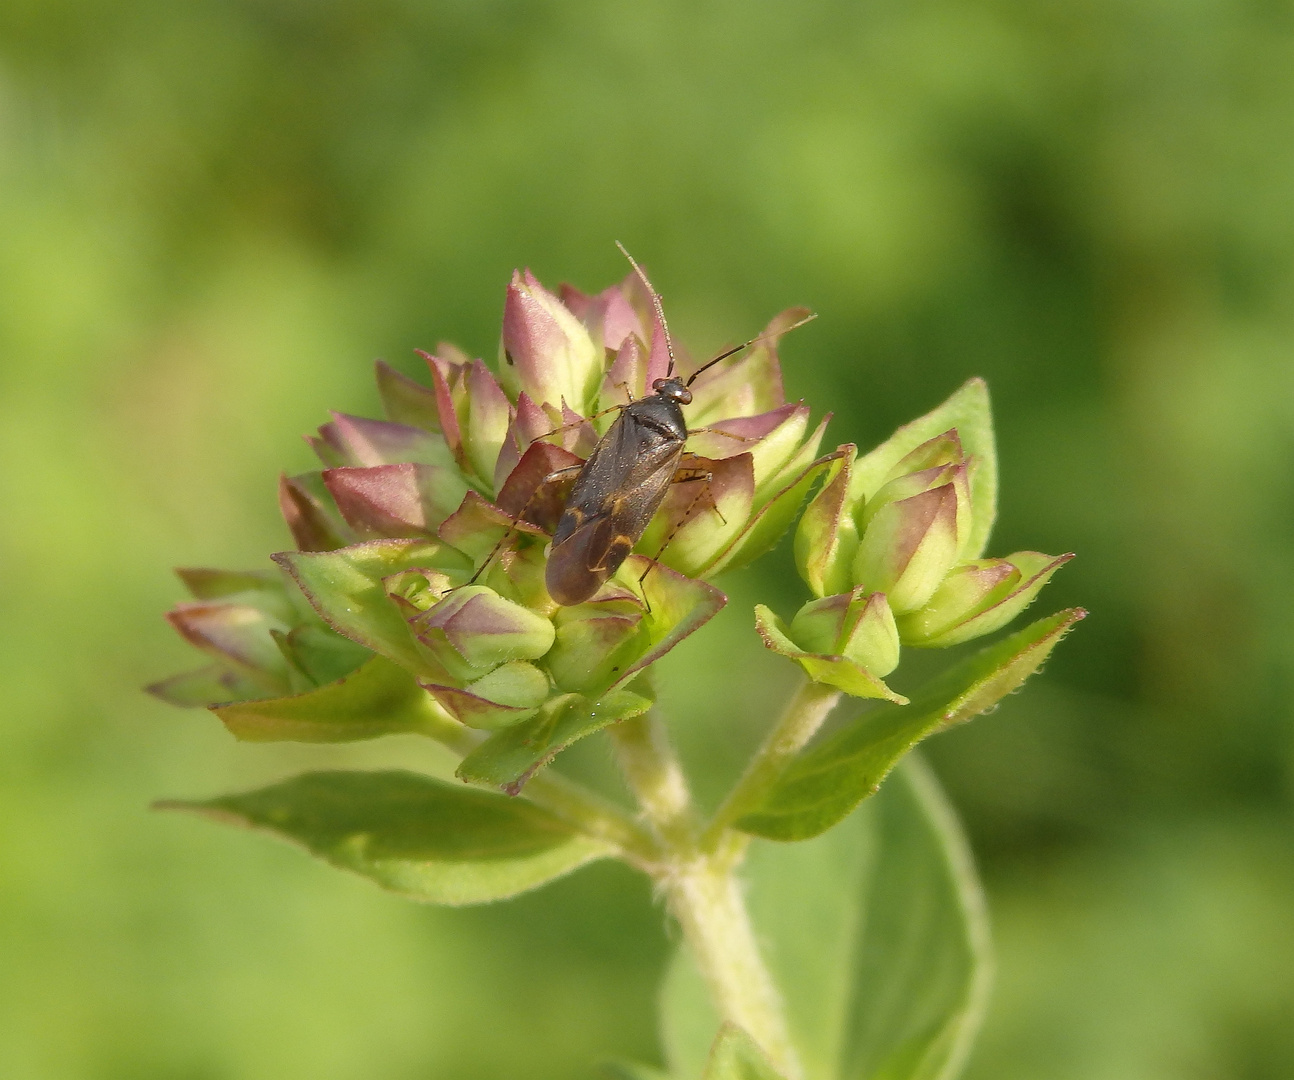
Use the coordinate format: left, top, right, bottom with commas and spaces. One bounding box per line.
702, 675, 842, 851
608, 712, 696, 851
610, 712, 801, 1079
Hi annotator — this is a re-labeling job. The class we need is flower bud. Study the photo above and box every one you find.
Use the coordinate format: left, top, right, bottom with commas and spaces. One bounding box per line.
641, 452, 754, 578
424, 660, 551, 730
166, 603, 292, 694
311, 412, 453, 470
544, 589, 644, 694
501, 269, 601, 411
645, 407, 833, 581
853, 476, 967, 615
897, 551, 1074, 647
755, 600, 906, 703
599, 333, 647, 414
279, 472, 352, 552
559, 278, 648, 358
789, 588, 900, 678
794, 446, 860, 598
878, 428, 964, 479
419, 348, 469, 467
323, 463, 467, 539
464, 360, 513, 489
409, 584, 555, 682
686, 403, 811, 494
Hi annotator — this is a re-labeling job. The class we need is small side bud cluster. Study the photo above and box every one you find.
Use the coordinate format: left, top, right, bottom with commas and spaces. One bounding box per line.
757, 379, 1072, 700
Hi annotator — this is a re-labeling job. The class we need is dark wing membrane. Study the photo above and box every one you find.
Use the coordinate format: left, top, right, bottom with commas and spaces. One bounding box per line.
545, 517, 626, 605
546, 411, 685, 604
552, 411, 683, 546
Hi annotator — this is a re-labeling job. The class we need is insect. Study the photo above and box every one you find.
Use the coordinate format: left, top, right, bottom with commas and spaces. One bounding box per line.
542, 247, 814, 606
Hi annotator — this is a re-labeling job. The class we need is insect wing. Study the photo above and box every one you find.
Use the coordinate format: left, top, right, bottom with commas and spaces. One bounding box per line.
546, 410, 684, 605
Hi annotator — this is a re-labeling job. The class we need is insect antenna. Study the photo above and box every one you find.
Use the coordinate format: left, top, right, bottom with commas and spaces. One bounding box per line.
684, 310, 818, 387
615, 241, 679, 378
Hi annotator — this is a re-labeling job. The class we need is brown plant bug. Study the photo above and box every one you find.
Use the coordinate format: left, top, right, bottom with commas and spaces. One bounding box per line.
472, 246, 815, 607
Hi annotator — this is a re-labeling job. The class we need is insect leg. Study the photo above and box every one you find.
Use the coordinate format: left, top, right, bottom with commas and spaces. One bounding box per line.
531, 403, 626, 447
669, 468, 726, 525
466, 464, 584, 587
635, 467, 724, 609
674, 453, 727, 525
686, 426, 761, 444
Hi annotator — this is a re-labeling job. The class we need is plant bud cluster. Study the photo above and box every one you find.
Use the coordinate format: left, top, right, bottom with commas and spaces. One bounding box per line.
153, 267, 1070, 781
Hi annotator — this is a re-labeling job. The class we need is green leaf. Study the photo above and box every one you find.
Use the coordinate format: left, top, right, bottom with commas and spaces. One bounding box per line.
274, 539, 470, 673
852, 379, 997, 560
146, 665, 267, 708
702, 1026, 788, 1080
456, 689, 653, 795
662, 760, 991, 1080
213, 655, 459, 743
272, 623, 373, 686
159, 770, 613, 905
737, 608, 1086, 841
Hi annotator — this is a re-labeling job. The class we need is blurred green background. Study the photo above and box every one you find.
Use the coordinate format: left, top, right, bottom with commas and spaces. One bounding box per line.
3, 1, 1294, 1077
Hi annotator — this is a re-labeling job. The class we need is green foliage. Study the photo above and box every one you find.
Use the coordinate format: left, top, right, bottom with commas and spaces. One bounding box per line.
456, 689, 653, 794
275, 540, 470, 672
738, 609, 1087, 841
663, 761, 989, 1080
212, 655, 457, 743
159, 770, 614, 905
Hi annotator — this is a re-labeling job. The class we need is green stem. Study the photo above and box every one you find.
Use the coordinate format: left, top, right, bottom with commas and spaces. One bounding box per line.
610, 712, 801, 1079
702, 676, 841, 851
665, 859, 801, 1080
608, 712, 696, 851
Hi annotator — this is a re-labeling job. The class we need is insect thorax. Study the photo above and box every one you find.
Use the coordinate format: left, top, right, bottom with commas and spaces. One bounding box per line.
625, 394, 688, 444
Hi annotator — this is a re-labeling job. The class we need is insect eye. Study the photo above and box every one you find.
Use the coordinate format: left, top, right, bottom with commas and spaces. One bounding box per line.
652, 379, 668, 392
676, 387, 693, 405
